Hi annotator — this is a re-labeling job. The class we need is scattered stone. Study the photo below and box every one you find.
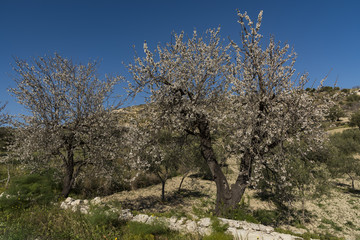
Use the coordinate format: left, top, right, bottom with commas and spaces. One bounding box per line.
198, 217, 211, 227
185, 220, 197, 232
80, 207, 89, 214
71, 199, 81, 206
119, 209, 133, 221
91, 197, 101, 205
64, 197, 73, 203
132, 214, 149, 223
60, 201, 69, 210
58, 197, 305, 239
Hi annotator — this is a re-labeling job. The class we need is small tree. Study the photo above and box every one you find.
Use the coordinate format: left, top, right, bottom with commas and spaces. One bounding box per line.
124, 108, 198, 201
349, 110, 360, 129
326, 105, 345, 122
328, 129, 360, 189
9, 54, 124, 197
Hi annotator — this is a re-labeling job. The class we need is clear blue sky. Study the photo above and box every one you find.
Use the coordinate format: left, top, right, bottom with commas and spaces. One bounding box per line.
1, 0, 359, 115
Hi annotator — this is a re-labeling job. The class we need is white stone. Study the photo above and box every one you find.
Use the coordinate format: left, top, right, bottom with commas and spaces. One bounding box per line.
198, 227, 212, 236
259, 225, 274, 233
274, 233, 300, 240
60, 201, 69, 210
119, 209, 133, 221
198, 217, 211, 227
169, 216, 178, 224
80, 207, 88, 214
71, 199, 81, 206
91, 197, 101, 205
64, 197, 73, 203
185, 220, 197, 232
83, 199, 89, 205
246, 222, 261, 231
219, 218, 241, 228
146, 216, 156, 224
176, 217, 187, 225
132, 214, 149, 223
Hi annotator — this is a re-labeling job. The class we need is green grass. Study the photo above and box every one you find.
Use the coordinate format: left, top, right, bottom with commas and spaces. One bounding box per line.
321, 218, 343, 232
0, 204, 202, 240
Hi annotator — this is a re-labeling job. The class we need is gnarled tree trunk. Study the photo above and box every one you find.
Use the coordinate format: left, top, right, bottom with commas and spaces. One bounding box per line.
197, 116, 251, 216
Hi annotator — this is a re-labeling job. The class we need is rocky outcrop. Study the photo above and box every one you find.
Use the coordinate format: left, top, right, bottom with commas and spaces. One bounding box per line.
60, 197, 309, 240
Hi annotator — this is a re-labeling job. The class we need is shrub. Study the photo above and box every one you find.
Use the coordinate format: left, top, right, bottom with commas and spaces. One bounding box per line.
349, 110, 360, 129
253, 209, 279, 225
223, 207, 259, 224
346, 93, 360, 102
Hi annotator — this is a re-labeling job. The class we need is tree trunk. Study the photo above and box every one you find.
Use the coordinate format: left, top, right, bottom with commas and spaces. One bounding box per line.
61, 163, 75, 198
197, 116, 250, 216
178, 169, 190, 192
161, 180, 166, 202
61, 148, 75, 198
156, 172, 167, 202
347, 173, 355, 190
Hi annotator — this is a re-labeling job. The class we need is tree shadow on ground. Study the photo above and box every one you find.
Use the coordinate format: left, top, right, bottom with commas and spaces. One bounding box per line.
333, 182, 360, 197
119, 189, 209, 212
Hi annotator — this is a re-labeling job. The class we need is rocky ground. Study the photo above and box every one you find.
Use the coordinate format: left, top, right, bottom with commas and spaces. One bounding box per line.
96, 172, 360, 240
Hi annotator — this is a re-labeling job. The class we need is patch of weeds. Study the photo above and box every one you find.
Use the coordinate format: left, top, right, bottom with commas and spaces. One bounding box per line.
345, 220, 356, 229
192, 204, 212, 219
202, 232, 233, 240
317, 202, 325, 208
86, 205, 122, 227
253, 209, 279, 226
318, 223, 328, 229
127, 220, 170, 236
210, 217, 229, 233
294, 223, 307, 230
223, 207, 259, 224
0, 204, 124, 239
147, 209, 188, 219
274, 228, 343, 240
321, 218, 343, 232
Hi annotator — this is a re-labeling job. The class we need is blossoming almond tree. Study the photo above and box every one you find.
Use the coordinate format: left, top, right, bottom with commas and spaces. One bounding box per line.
223, 11, 329, 212
127, 11, 329, 215
9, 54, 124, 197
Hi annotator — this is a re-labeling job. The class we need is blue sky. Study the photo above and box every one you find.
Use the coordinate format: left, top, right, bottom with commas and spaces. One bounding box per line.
1, 0, 359, 115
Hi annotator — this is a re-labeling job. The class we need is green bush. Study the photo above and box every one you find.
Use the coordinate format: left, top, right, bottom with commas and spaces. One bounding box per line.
0, 172, 60, 211
346, 93, 360, 102
253, 209, 279, 225
349, 110, 360, 129
223, 207, 259, 224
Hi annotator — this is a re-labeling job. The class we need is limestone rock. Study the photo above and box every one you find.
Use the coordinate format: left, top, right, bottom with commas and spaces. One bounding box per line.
71, 199, 81, 206
132, 214, 149, 223
64, 197, 73, 203
119, 209, 133, 221
198, 217, 211, 227
91, 197, 101, 205
185, 220, 197, 232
